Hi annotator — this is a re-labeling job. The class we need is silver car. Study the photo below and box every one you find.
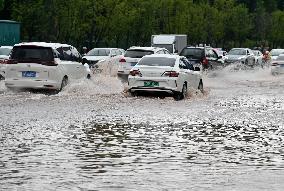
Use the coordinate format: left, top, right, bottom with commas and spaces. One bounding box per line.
225, 48, 255, 66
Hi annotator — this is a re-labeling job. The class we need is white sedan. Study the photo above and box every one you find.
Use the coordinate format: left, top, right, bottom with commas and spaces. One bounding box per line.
128, 54, 203, 100
271, 54, 284, 75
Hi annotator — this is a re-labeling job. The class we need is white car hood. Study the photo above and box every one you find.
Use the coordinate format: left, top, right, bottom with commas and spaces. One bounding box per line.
83, 56, 109, 61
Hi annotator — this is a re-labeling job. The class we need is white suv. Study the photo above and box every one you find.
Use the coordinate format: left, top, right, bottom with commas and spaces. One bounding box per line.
117, 46, 170, 76
4, 42, 91, 91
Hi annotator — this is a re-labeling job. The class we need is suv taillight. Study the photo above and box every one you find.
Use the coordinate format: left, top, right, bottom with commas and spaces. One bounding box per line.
202, 58, 209, 65
119, 58, 126, 63
130, 70, 141, 76
163, 71, 179, 77
5, 59, 18, 64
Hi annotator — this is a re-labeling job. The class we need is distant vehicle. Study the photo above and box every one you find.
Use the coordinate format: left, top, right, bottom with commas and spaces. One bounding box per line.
4, 42, 91, 92
225, 48, 255, 66
179, 46, 224, 70
128, 54, 203, 101
271, 54, 284, 75
82, 48, 125, 68
117, 46, 170, 77
270, 49, 284, 61
252, 50, 263, 65
0, 46, 13, 80
151, 34, 187, 54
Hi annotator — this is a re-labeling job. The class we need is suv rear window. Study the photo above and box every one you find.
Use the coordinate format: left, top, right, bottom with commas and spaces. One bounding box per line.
180, 48, 204, 59
138, 57, 176, 67
124, 50, 154, 58
11, 46, 54, 61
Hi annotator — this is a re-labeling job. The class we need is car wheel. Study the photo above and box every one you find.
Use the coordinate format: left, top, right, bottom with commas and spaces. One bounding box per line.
130, 91, 138, 97
245, 59, 248, 65
86, 74, 91, 79
198, 80, 204, 93
60, 76, 68, 91
174, 83, 187, 101
0, 74, 4, 81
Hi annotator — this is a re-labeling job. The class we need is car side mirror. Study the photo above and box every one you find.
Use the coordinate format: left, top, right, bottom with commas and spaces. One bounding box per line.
218, 55, 222, 59
194, 67, 201, 71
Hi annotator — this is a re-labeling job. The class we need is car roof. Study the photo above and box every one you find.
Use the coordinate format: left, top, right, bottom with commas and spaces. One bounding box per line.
0, 46, 13, 49
90, 48, 118, 50
13, 42, 72, 49
142, 54, 181, 59
127, 46, 165, 51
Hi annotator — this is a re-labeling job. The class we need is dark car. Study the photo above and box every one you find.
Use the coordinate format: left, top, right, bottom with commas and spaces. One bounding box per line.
179, 46, 224, 70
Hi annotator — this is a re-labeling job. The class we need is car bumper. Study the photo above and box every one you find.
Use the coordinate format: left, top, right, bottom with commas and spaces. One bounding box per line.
5, 79, 61, 90
128, 77, 179, 93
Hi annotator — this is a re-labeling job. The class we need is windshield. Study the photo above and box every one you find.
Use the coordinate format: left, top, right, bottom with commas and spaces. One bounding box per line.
124, 50, 154, 58
180, 48, 203, 59
228, 49, 246, 55
138, 57, 176, 67
0, 47, 12, 56
11, 46, 54, 61
270, 49, 284, 56
87, 49, 110, 56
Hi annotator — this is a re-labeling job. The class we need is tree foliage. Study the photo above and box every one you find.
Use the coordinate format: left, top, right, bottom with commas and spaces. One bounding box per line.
0, 0, 283, 50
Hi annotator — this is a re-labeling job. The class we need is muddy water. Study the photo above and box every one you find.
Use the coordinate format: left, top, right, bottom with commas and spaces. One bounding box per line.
0, 67, 283, 190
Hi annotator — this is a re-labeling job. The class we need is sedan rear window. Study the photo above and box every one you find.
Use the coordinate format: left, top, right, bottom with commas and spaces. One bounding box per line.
228, 49, 246, 55
124, 50, 154, 58
87, 49, 110, 56
138, 57, 176, 67
11, 46, 54, 61
180, 48, 203, 59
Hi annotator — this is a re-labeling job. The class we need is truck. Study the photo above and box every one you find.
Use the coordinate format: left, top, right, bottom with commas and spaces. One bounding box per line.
0, 20, 20, 46
151, 34, 187, 54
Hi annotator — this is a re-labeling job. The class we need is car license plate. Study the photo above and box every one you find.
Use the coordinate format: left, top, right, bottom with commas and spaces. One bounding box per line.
131, 62, 137, 66
22, 71, 36, 77
144, 81, 159, 87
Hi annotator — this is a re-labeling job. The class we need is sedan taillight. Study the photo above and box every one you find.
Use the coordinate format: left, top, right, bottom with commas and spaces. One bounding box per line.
130, 70, 141, 76
202, 58, 209, 65
5, 59, 18, 64
163, 71, 179, 77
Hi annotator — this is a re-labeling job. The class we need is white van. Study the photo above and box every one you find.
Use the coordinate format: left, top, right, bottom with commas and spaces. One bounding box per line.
4, 42, 91, 91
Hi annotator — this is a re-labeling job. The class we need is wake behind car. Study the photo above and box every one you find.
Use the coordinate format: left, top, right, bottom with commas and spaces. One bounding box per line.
4, 42, 91, 92
271, 54, 284, 75
128, 54, 203, 100
0, 46, 13, 80
82, 48, 124, 68
225, 48, 255, 66
117, 46, 170, 77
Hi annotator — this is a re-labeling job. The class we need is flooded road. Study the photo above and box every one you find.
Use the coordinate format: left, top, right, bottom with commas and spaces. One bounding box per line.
0, 67, 284, 190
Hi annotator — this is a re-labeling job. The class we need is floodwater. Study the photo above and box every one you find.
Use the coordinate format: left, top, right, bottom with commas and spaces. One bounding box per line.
0, 66, 283, 190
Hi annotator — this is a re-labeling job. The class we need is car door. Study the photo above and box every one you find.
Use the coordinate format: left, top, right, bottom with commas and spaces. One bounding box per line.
71, 46, 86, 79
58, 46, 76, 78
178, 58, 189, 88
207, 49, 221, 69
182, 58, 198, 88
